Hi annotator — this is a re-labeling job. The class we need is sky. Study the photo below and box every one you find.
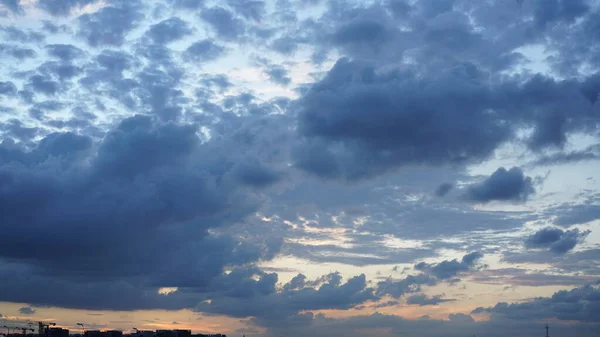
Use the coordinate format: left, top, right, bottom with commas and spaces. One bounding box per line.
0, 0, 599, 337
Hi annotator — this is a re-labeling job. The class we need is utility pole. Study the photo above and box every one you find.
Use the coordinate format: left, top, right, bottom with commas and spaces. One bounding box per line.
545, 324, 550, 337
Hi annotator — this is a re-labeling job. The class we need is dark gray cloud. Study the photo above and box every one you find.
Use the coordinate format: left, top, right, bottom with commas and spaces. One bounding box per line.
332, 18, 393, 49
45, 44, 85, 61
26, 74, 60, 95
464, 167, 535, 203
135, 67, 186, 121
18, 306, 36, 315
0, 119, 38, 141
135, 43, 173, 67
167, 0, 205, 10
1, 25, 44, 43
472, 268, 596, 287
41, 20, 70, 34
196, 272, 376, 321
473, 282, 600, 323
233, 161, 282, 188
146, 17, 192, 44
0, 81, 17, 96
0, 43, 36, 59
376, 274, 437, 299
415, 252, 484, 280
38, 61, 83, 80
550, 201, 600, 227
0, 114, 281, 310
78, 3, 142, 47
28, 100, 64, 120
271, 36, 298, 55
199, 74, 231, 92
227, 0, 265, 22
77, 47, 187, 121
293, 58, 512, 181
525, 227, 590, 254
201, 6, 245, 40
502, 247, 600, 277
0, 0, 23, 14
264, 65, 291, 86
530, 146, 600, 166
532, 0, 590, 29
287, 0, 600, 181
183, 39, 225, 63
406, 294, 455, 306
448, 313, 475, 323
434, 182, 453, 197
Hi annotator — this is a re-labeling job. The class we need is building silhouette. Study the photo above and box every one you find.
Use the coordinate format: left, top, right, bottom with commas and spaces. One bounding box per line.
46, 328, 68, 337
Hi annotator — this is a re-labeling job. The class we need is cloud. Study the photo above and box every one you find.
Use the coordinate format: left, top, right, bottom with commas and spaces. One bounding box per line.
448, 313, 475, 323
1, 25, 44, 43
0, 0, 599, 332
530, 146, 600, 166
37, 0, 96, 16
0, 0, 23, 14
472, 268, 596, 287
293, 58, 513, 181
0, 114, 284, 311
37, 61, 83, 80
406, 294, 455, 306
332, 18, 393, 48
41, 20, 71, 34
0, 119, 39, 141
532, 0, 590, 29
167, 0, 205, 10
183, 39, 225, 63
0, 43, 36, 59
146, 17, 192, 44
376, 274, 437, 299
550, 202, 600, 227
434, 182, 453, 197
77, 3, 142, 47
233, 161, 282, 188
199, 74, 231, 91
525, 227, 590, 254
196, 272, 376, 322
271, 36, 298, 55
26, 75, 60, 96
473, 282, 600, 323
264, 65, 291, 86
227, 0, 265, 22
0, 81, 17, 96
18, 306, 36, 315
257, 311, 600, 337
45, 44, 86, 61
200, 6, 245, 40
415, 252, 484, 280
288, 0, 600, 181
464, 167, 535, 203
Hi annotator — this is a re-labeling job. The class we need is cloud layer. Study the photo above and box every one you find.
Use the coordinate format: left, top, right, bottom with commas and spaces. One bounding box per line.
0, 0, 599, 336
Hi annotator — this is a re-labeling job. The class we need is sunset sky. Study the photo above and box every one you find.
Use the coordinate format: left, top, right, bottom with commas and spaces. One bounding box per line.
0, 1, 599, 337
